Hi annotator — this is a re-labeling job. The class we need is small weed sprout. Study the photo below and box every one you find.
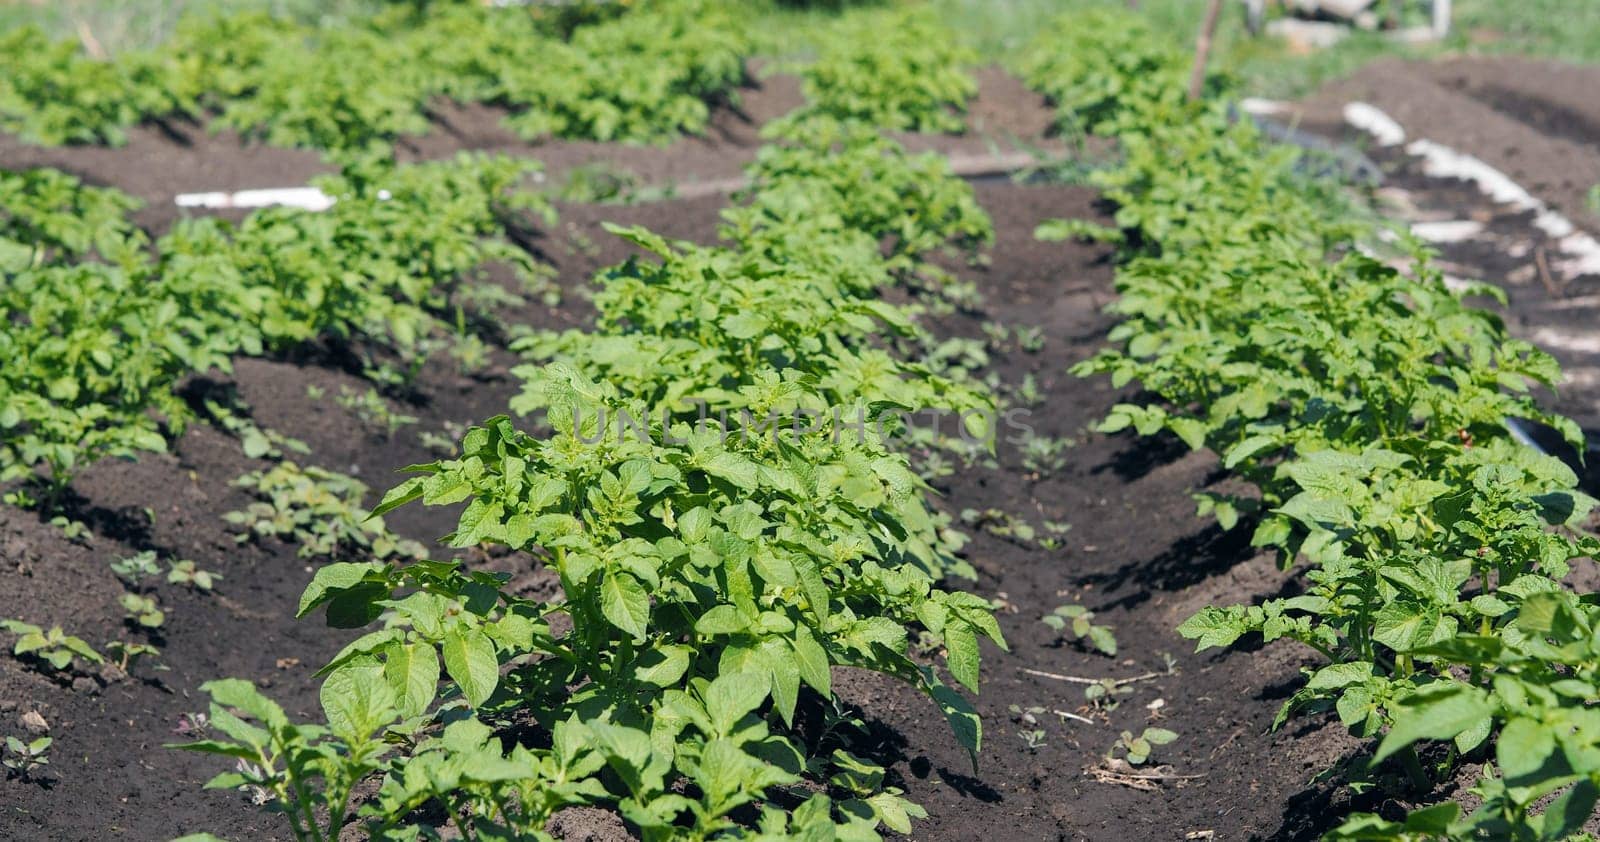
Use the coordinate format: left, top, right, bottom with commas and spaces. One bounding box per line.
961, 507, 1036, 543
110, 550, 161, 585
981, 321, 1009, 349
167, 559, 220, 591
1013, 373, 1044, 408
120, 593, 165, 629
3, 735, 51, 779
419, 419, 469, 457
107, 640, 160, 671
1084, 678, 1133, 711
336, 386, 418, 439
49, 515, 90, 543
1009, 704, 1049, 752
225, 462, 425, 562
1018, 430, 1074, 476
1109, 727, 1178, 765
1039, 520, 1071, 550
202, 391, 309, 461
1042, 603, 1117, 656
1016, 326, 1045, 353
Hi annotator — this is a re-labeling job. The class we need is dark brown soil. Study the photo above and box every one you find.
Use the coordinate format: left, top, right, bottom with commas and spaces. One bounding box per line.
1295, 57, 1600, 233
6, 56, 1597, 842
827, 181, 1370, 841
0, 166, 1387, 840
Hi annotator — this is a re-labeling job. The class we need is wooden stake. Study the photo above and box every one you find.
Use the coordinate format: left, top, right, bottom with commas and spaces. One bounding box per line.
1188, 0, 1226, 101
74, 19, 106, 60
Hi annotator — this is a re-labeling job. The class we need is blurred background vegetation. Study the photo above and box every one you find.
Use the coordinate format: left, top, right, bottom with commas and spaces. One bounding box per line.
3, 0, 1596, 100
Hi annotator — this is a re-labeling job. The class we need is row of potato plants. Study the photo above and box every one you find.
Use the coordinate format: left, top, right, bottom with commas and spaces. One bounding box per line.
0, 0, 988, 158
172, 114, 1004, 839
0, 154, 551, 509
0, 0, 748, 153
1020, 10, 1599, 840
786, 5, 979, 135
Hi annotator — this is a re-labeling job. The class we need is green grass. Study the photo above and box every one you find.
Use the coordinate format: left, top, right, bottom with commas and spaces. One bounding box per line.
0, 0, 387, 53
926, 0, 1600, 99
5, 0, 1598, 98
1454, 0, 1600, 64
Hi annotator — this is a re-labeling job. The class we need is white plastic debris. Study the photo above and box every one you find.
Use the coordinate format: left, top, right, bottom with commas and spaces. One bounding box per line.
1342, 102, 1405, 147
1409, 220, 1484, 244
1530, 326, 1600, 357
1404, 139, 1600, 277
1347, 101, 1600, 279
175, 187, 335, 212
1239, 97, 1290, 116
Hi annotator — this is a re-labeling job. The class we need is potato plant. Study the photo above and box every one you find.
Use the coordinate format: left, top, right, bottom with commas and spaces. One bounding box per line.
0, 239, 217, 506
729, 116, 993, 297
791, 6, 977, 134
493, 0, 749, 144
177, 110, 1005, 839
156, 153, 552, 363
1023, 11, 1600, 839
0, 0, 753, 154
0, 168, 142, 265
1, 154, 549, 509
0, 26, 184, 146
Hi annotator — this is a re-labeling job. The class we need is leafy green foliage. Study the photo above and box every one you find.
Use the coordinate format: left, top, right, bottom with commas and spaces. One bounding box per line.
0, 259, 191, 496
1, 619, 104, 672
730, 116, 993, 299
0, 167, 141, 264
1025, 9, 1600, 839
157, 153, 552, 364
0, 1, 752, 153
513, 120, 996, 476
492, 0, 749, 144
1012, 7, 1198, 138
172, 679, 391, 842
792, 6, 977, 134
0, 26, 184, 145
183, 106, 1003, 837
1, 154, 548, 505
175, 13, 430, 155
